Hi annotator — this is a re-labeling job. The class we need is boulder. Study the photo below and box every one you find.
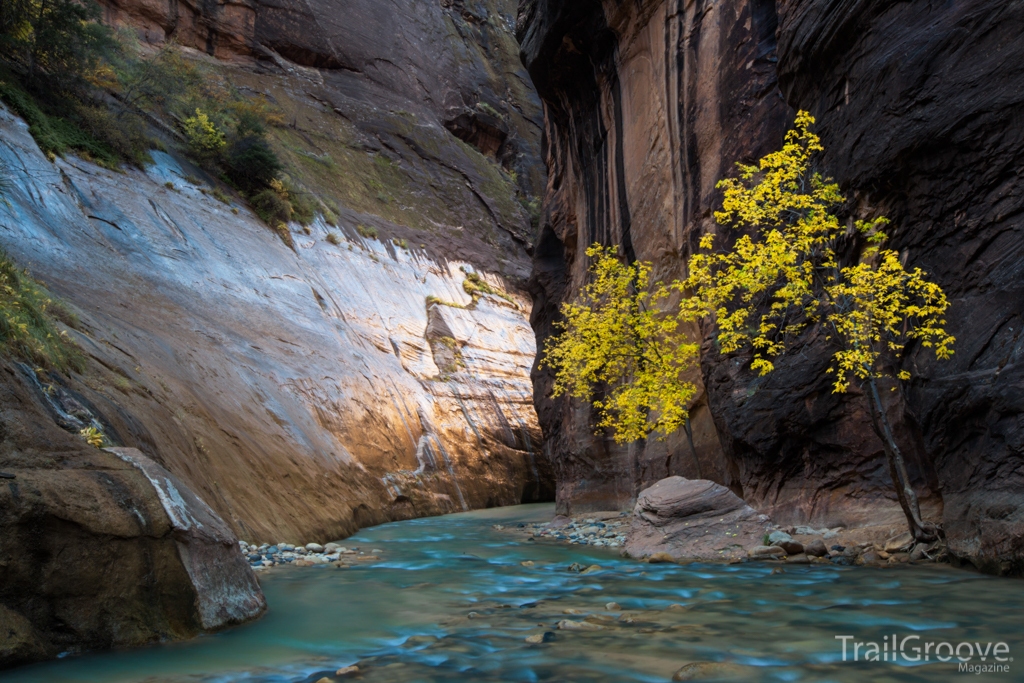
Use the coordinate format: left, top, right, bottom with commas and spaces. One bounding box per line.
804, 539, 829, 557
0, 364, 264, 670
625, 478, 771, 562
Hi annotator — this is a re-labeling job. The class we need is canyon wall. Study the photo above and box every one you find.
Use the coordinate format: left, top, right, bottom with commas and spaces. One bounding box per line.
521, 0, 1024, 574
0, 0, 549, 557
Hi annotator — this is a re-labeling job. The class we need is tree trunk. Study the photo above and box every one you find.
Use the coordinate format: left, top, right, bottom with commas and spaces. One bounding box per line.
683, 416, 703, 479
865, 376, 939, 542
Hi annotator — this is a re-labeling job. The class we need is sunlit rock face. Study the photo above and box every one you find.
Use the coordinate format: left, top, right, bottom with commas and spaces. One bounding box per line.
520, 0, 1024, 573
0, 101, 550, 544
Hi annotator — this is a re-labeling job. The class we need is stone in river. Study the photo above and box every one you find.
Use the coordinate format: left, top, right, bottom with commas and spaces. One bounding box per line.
580, 564, 602, 574
748, 545, 785, 558
647, 552, 675, 564
521, 560, 535, 567
605, 602, 620, 611
525, 634, 544, 644
673, 662, 745, 681
557, 619, 603, 631
305, 543, 324, 552
335, 665, 359, 676
785, 553, 810, 564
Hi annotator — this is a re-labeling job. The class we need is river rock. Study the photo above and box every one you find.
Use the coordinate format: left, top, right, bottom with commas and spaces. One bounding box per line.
625, 478, 771, 563
305, 543, 325, 553
557, 619, 603, 631
804, 539, 828, 557
605, 602, 620, 611
748, 546, 786, 559
767, 531, 793, 546
335, 666, 359, 676
778, 541, 804, 555
525, 634, 544, 644
672, 662, 747, 681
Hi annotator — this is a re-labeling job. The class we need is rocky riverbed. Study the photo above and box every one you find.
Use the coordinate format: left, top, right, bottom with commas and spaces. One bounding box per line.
497, 477, 950, 571
239, 541, 386, 570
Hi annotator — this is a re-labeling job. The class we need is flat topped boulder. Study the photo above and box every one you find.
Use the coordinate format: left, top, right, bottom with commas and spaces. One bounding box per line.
625, 477, 770, 563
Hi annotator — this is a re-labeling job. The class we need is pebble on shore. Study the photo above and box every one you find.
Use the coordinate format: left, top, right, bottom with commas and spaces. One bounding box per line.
503, 514, 629, 548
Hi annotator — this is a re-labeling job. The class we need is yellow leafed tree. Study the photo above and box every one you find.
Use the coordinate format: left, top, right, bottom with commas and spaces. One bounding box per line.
541, 246, 702, 474
543, 111, 954, 542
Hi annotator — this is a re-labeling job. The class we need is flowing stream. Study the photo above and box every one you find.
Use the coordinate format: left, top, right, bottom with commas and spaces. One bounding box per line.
6, 504, 1020, 682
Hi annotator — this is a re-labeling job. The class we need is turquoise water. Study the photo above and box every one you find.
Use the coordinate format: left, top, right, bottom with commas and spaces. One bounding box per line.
4, 504, 1020, 682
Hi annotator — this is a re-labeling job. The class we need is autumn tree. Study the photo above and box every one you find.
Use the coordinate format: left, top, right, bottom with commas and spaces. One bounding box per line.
541, 245, 704, 475
544, 111, 954, 542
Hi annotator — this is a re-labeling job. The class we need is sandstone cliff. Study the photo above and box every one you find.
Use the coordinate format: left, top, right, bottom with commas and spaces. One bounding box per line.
520, 0, 1024, 575
0, 0, 550, 544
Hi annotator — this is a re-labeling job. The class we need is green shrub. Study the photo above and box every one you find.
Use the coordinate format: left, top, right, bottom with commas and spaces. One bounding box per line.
0, 250, 83, 372
356, 224, 378, 239
0, 79, 118, 166
225, 135, 280, 194
326, 232, 340, 245
251, 188, 292, 225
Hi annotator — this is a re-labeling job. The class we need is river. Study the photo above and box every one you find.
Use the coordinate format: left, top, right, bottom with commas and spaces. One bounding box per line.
5, 504, 1019, 682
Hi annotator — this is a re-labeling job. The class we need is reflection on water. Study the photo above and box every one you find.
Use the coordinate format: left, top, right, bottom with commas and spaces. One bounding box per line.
5, 504, 1019, 682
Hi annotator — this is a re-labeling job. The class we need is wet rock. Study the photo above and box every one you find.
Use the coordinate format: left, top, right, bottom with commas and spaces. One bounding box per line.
625, 478, 771, 563
605, 602, 620, 611
647, 552, 676, 564
557, 619, 603, 631
520, 561, 535, 568
672, 662, 745, 681
567, 563, 584, 573
804, 539, 828, 557
305, 543, 325, 553
785, 553, 810, 565
335, 666, 359, 676
580, 565, 602, 575
767, 531, 793, 546
525, 634, 544, 644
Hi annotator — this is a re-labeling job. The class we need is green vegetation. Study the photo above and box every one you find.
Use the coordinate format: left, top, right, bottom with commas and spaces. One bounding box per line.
356, 224, 378, 239
0, 248, 83, 372
543, 112, 954, 541
425, 295, 466, 310
326, 232, 341, 245
462, 270, 514, 304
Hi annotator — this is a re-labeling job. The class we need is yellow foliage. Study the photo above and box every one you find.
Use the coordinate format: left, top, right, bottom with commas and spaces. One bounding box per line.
681, 110, 953, 391
79, 426, 104, 448
182, 108, 225, 157
543, 111, 954, 445
542, 245, 699, 443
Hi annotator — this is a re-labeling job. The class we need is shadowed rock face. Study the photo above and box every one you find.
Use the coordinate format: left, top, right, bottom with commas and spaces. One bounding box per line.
520, 0, 1024, 574
0, 364, 264, 669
